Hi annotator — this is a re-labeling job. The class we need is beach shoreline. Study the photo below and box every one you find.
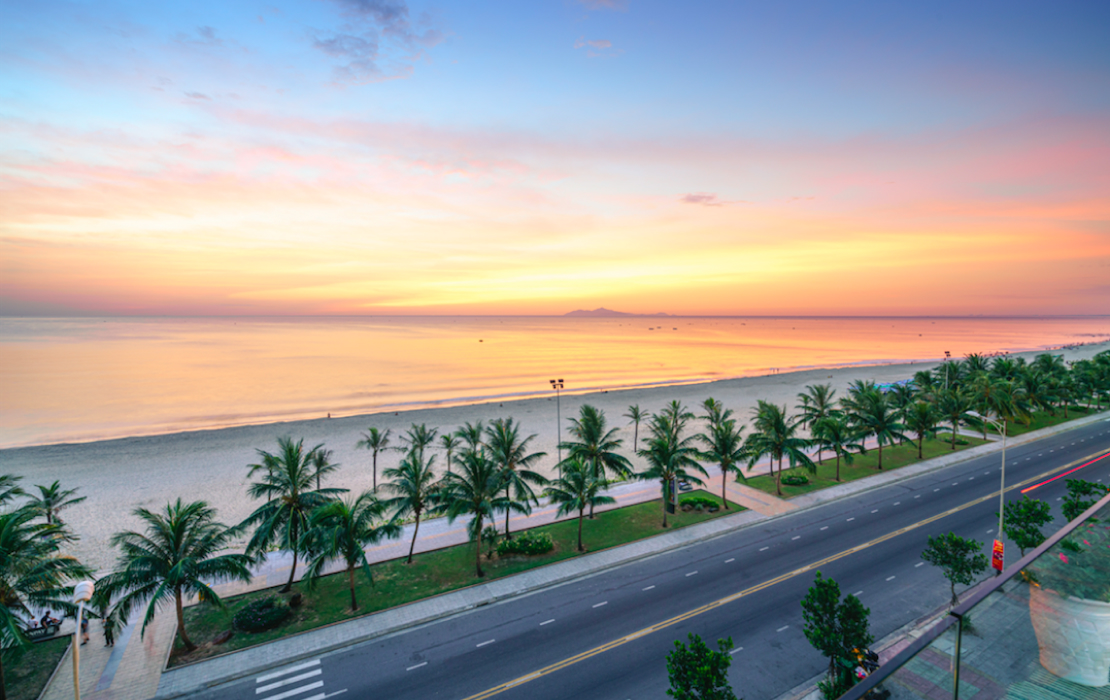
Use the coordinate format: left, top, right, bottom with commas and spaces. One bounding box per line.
1, 340, 1107, 574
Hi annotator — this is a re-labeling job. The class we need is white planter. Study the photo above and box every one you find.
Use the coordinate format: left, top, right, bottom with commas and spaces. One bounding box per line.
1029, 585, 1110, 687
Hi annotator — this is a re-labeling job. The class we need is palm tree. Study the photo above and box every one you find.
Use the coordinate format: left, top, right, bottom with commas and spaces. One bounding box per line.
964, 353, 990, 376
561, 405, 631, 517
700, 398, 732, 428
698, 418, 746, 509
624, 404, 647, 449
455, 421, 485, 452
381, 451, 441, 564
812, 414, 861, 482
855, 394, 907, 470
0, 474, 24, 509
904, 401, 940, 460
938, 388, 974, 450
356, 428, 391, 491
659, 400, 696, 442
485, 418, 547, 539
439, 433, 461, 474
970, 374, 1014, 439
309, 448, 338, 491
1, 507, 92, 691
399, 423, 438, 461
240, 437, 346, 592
841, 380, 881, 454
796, 384, 837, 462
26, 481, 86, 525
637, 413, 707, 527
745, 402, 815, 496
302, 492, 401, 611
544, 459, 615, 551
887, 384, 917, 444
438, 450, 507, 577
96, 499, 252, 653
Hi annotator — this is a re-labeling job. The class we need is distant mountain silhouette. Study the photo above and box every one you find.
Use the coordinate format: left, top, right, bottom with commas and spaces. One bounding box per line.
564, 308, 672, 318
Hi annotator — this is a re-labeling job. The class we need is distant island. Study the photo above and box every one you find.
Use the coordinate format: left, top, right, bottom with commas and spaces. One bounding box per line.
564, 307, 672, 318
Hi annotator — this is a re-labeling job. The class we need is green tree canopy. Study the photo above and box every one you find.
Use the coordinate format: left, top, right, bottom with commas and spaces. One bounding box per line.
921, 532, 988, 606
800, 571, 874, 699
544, 458, 615, 552
665, 633, 738, 700
1001, 496, 1053, 556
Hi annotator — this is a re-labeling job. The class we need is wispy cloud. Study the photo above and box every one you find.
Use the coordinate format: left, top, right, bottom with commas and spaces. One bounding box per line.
313, 0, 445, 84
578, 0, 628, 10
573, 36, 620, 58
679, 193, 749, 206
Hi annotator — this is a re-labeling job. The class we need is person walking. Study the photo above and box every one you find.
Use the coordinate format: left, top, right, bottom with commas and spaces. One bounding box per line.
80, 615, 90, 645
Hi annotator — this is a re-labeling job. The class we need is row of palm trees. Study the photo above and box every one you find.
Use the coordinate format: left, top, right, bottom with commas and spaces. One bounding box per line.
3, 351, 1105, 665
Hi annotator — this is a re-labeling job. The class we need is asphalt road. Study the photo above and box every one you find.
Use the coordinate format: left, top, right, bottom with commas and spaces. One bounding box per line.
198, 417, 1110, 700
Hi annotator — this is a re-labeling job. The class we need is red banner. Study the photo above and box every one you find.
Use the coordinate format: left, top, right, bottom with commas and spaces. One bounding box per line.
992, 539, 1004, 571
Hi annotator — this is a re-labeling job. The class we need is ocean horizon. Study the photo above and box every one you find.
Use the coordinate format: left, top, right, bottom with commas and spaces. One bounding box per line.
2, 315, 1108, 449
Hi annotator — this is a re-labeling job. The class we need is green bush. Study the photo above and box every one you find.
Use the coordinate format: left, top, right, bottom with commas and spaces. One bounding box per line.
782, 474, 810, 486
496, 530, 554, 556
232, 596, 291, 633
680, 495, 718, 510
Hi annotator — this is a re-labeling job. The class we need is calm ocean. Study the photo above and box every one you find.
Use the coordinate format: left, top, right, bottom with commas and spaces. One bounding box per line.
1, 316, 1107, 448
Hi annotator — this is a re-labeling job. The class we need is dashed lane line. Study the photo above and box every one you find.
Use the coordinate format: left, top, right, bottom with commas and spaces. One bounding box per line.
541, 619, 555, 626
257, 660, 321, 683
725, 558, 735, 563
476, 639, 496, 648
257, 671, 322, 694
407, 662, 428, 671
593, 601, 609, 608
642, 586, 655, 591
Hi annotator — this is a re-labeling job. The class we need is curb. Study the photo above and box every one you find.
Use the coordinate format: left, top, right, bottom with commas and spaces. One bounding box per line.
155, 409, 1108, 698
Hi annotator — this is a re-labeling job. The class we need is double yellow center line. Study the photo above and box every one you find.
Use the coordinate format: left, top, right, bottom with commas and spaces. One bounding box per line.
461, 448, 1109, 700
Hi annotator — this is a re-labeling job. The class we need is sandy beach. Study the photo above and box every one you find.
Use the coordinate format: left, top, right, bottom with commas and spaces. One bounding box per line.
2, 341, 1106, 574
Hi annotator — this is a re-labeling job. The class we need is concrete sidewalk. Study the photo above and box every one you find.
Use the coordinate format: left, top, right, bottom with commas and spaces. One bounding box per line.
46, 410, 1107, 700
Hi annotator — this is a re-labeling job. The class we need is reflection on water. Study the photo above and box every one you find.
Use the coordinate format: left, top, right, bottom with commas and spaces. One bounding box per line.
1, 316, 1106, 447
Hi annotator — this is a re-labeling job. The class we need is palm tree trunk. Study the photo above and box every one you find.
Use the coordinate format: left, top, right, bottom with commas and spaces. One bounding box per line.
475, 516, 485, 577
504, 485, 513, 540
175, 589, 196, 652
951, 423, 958, 450
577, 507, 585, 551
348, 566, 358, 611
877, 442, 883, 470
721, 467, 730, 509
835, 452, 841, 482
918, 435, 924, 459
281, 551, 298, 593
407, 513, 421, 564
372, 452, 378, 490
775, 456, 783, 497
661, 482, 669, 528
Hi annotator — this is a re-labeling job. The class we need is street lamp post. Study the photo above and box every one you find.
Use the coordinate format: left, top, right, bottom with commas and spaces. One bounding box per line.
72, 580, 94, 700
943, 350, 951, 391
550, 379, 564, 467
969, 410, 1007, 574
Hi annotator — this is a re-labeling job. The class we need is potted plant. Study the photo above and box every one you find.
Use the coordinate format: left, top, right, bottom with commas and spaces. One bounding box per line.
1026, 520, 1110, 687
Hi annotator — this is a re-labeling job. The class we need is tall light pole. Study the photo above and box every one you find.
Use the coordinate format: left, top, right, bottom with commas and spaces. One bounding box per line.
550, 379, 564, 467
72, 580, 94, 700
970, 410, 1007, 574
943, 350, 951, 391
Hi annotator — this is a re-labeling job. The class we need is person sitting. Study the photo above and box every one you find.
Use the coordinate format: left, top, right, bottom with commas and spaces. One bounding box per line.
39, 611, 60, 628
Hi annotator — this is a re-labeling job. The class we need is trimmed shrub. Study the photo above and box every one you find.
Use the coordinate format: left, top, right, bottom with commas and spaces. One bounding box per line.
232, 596, 291, 633
782, 474, 810, 486
496, 530, 554, 556
680, 495, 718, 510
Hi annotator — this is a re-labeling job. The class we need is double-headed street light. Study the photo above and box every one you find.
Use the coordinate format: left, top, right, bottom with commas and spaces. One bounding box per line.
72, 580, 94, 700
969, 410, 1007, 574
550, 379, 565, 466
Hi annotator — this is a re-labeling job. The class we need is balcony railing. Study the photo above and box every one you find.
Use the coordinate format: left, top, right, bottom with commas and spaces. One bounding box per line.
840, 489, 1110, 700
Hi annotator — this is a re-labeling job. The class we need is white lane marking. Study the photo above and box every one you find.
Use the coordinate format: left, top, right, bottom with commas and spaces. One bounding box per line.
915, 495, 921, 498
916, 562, 925, 567
258, 682, 324, 700
886, 576, 896, 582
986, 529, 993, 534
323, 691, 347, 699
934, 489, 940, 492
969, 477, 975, 480
257, 671, 323, 693
477, 639, 496, 647
820, 526, 828, 531
407, 662, 428, 671
257, 660, 322, 683
847, 517, 855, 522
642, 586, 656, 591
854, 590, 863, 596
776, 625, 790, 632
871, 509, 879, 514
791, 536, 801, 540
729, 647, 744, 655
685, 571, 698, 577
952, 483, 958, 486
893, 502, 901, 506
540, 619, 555, 626
760, 546, 770, 551
725, 558, 735, 563
593, 601, 609, 607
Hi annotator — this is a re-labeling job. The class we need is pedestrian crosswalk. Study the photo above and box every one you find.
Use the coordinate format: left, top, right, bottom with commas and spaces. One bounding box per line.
255, 659, 326, 700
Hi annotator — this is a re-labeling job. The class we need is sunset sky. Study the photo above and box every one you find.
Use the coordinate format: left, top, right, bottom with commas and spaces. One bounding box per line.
2, 1, 1109, 317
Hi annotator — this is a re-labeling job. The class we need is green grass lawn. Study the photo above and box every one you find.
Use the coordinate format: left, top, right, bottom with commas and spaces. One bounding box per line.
170, 491, 738, 667
742, 435, 989, 498
981, 405, 1099, 437
2, 637, 70, 700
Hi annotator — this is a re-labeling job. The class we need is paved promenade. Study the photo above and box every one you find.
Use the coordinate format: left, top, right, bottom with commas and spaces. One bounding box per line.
40, 413, 1104, 700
